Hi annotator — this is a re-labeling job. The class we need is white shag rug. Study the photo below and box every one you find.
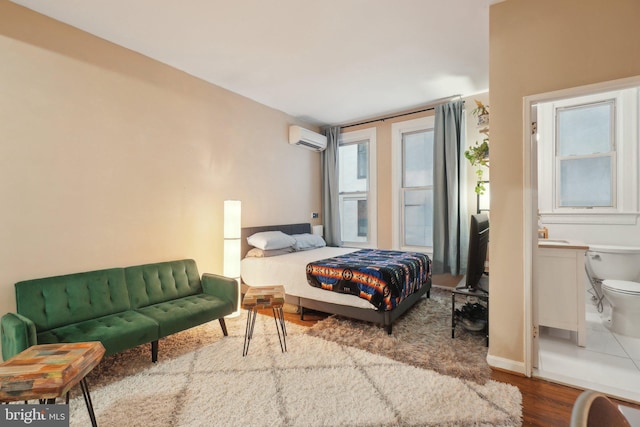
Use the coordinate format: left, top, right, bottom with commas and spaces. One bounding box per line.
70, 313, 522, 426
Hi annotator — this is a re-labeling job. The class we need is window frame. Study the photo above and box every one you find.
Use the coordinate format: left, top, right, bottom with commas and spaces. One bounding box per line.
391, 116, 435, 252
554, 99, 617, 210
338, 127, 377, 248
537, 88, 638, 225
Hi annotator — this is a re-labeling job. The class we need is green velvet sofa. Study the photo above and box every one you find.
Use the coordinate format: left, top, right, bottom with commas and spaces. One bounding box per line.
0, 259, 238, 363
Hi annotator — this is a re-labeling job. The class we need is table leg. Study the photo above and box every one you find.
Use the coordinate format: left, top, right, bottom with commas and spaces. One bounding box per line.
272, 307, 287, 353
243, 309, 257, 357
451, 292, 456, 339
80, 378, 98, 427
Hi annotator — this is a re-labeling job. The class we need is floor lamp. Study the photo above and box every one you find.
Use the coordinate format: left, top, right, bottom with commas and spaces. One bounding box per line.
224, 200, 241, 317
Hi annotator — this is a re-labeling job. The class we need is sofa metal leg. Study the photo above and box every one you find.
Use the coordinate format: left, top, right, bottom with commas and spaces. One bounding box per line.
151, 340, 158, 363
219, 318, 228, 336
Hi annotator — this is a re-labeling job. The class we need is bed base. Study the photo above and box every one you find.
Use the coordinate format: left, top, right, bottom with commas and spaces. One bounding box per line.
296, 281, 431, 335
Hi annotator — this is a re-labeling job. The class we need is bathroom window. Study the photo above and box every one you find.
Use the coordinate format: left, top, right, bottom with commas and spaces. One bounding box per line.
537, 88, 639, 224
556, 100, 615, 208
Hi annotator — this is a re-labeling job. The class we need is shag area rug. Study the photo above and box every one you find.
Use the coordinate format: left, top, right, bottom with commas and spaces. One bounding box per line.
307, 286, 492, 384
69, 309, 521, 426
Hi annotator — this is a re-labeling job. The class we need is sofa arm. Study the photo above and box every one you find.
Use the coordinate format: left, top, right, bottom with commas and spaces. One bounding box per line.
1, 312, 37, 361
201, 273, 239, 310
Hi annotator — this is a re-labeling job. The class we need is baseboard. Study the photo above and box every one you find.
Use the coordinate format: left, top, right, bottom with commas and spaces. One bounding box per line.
486, 354, 527, 376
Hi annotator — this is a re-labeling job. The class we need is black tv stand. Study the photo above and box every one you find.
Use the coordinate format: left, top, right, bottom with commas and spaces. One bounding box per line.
451, 274, 489, 347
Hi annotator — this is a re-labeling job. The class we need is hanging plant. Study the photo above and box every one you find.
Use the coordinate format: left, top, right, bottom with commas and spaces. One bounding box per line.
465, 138, 489, 194
465, 100, 490, 195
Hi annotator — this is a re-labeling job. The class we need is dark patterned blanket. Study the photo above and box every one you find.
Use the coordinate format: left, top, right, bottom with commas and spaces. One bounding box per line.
306, 249, 431, 311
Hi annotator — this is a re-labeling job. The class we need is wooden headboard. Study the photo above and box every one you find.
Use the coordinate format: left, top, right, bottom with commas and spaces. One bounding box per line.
241, 223, 311, 258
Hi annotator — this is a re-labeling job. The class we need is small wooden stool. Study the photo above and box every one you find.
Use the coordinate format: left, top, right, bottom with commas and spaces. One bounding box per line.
242, 285, 287, 356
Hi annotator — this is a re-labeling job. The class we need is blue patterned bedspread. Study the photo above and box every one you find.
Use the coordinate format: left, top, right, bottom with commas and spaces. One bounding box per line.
305, 249, 431, 311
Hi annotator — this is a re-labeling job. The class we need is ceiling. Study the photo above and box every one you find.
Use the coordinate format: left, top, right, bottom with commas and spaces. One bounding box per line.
10, 0, 496, 126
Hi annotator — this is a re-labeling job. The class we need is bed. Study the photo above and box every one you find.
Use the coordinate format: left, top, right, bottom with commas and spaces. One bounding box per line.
240, 223, 432, 334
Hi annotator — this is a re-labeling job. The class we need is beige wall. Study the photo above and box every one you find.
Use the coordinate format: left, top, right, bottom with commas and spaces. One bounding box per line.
489, 0, 640, 366
0, 1, 321, 354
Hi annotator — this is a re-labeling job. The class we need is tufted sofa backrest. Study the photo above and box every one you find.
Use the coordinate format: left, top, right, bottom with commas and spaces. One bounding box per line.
15, 268, 130, 332
125, 259, 201, 309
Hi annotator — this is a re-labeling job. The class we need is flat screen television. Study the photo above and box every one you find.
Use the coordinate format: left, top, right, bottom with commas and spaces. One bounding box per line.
465, 213, 489, 292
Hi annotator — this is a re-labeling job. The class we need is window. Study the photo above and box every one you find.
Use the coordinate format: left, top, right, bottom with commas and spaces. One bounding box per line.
391, 116, 435, 251
537, 88, 638, 224
339, 128, 377, 247
556, 101, 615, 208
357, 144, 367, 179
402, 130, 434, 247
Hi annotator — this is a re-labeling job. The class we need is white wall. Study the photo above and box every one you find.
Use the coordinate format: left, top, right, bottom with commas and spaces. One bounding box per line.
542, 224, 640, 247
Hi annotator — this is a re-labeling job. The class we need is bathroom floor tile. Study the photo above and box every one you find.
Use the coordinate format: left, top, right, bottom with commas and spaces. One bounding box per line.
619, 405, 640, 426
539, 335, 640, 394
613, 333, 640, 360
536, 302, 640, 403
585, 329, 628, 358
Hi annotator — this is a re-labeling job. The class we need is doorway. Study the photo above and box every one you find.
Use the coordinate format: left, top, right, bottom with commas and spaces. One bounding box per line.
525, 75, 640, 403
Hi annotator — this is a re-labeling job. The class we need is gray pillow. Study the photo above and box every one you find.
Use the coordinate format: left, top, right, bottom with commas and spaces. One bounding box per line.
292, 233, 326, 251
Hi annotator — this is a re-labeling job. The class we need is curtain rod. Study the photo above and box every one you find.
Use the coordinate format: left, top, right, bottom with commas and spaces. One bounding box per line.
340, 95, 463, 129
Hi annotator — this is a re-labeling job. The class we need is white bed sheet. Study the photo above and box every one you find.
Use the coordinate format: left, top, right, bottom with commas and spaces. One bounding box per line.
240, 246, 376, 310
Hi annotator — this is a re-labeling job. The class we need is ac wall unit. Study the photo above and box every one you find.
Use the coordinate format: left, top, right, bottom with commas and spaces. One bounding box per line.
288, 125, 327, 151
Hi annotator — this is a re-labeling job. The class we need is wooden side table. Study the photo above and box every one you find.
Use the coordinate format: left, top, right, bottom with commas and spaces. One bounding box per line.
242, 285, 287, 356
0, 342, 105, 427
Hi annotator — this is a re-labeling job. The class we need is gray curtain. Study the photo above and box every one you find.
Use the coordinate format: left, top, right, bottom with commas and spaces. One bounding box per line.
321, 126, 342, 246
432, 101, 467, 275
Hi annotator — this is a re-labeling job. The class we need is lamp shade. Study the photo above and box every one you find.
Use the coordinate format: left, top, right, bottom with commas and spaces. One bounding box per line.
223, 239, 241, 278
224, 200, 241, 239
223, 200, 242, 317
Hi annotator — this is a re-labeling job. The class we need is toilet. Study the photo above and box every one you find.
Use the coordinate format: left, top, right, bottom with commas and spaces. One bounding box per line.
587, 244, 640, 338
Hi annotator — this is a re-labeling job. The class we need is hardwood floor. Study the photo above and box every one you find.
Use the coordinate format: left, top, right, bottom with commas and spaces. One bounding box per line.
491, 369, 584, 426
273, 307, 640, 426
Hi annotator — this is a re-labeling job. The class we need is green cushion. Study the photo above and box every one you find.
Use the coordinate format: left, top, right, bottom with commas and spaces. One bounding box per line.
135, 294, 233, 338
125, 259, 202, 309
15, 268, 130, 332
36, 310, 159, 357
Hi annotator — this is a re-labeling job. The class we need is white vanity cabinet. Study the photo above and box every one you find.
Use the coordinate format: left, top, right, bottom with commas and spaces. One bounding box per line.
535, 242, 589, 347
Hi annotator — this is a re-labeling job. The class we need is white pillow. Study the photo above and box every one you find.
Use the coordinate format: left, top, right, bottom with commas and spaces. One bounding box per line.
245, 247, 294, 258
292, 233, 326, 251
247, 231, 296, 250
